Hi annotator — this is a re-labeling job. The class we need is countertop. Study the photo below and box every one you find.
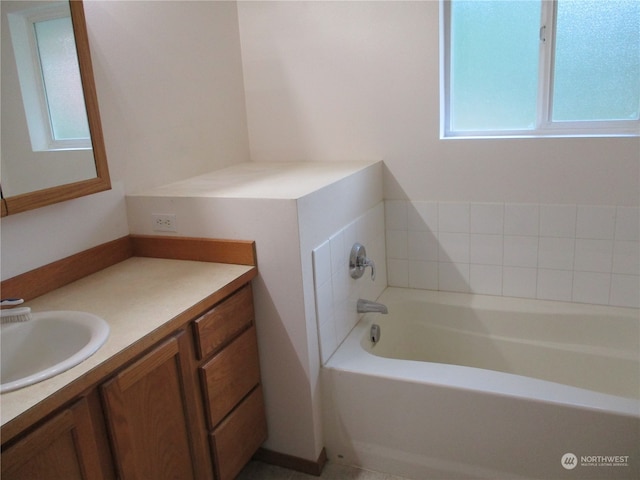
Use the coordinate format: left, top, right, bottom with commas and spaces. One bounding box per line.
1, 256, 255, 428
127, 161, 380, 199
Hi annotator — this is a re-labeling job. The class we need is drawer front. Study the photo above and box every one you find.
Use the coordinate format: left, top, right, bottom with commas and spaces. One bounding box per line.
200, 326, 260, 429
210, 386, 267, 480
194, 284, 254, 360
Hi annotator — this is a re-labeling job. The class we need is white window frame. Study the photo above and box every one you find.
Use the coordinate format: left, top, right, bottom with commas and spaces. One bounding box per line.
8, 2, 91, 152
440, 0, 640, 139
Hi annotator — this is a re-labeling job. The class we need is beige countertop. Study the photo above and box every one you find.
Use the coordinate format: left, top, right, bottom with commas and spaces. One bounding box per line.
1, 256, 254, 427
128, 161, 379, 199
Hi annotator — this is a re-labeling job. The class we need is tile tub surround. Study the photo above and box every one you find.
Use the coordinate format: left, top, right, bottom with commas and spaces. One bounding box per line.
312, 203, 386, 364
385, 201, 639, 308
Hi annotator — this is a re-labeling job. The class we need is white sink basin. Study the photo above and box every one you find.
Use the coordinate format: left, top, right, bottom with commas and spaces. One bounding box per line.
1, 311, 110, 393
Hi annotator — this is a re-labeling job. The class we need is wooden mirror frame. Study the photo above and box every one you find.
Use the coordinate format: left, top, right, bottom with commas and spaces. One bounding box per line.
1, 0, 110, 217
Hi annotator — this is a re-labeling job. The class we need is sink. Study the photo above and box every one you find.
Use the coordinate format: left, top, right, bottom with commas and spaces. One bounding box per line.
1, 311, 110, 393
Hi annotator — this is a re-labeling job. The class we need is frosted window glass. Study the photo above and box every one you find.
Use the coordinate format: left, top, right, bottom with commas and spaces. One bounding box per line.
450, 1, 541, 131
552, 0, 640, 122
34, 16, 90, 140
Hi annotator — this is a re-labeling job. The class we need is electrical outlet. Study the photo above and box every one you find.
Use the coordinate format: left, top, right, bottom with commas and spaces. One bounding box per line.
152, 214, 177, 232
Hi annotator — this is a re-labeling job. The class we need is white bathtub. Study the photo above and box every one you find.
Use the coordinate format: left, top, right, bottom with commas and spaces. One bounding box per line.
322, 288, 640, 480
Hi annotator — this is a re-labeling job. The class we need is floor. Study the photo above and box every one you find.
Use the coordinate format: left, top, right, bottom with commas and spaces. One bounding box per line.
237, 460, 412, 480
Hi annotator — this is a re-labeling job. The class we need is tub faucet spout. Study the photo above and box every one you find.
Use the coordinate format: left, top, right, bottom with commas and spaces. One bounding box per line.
357, 299, 388, 314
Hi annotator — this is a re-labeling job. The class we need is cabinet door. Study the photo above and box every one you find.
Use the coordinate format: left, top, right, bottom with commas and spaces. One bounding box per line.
101, 332, 197, 480
1, 398, 105, 480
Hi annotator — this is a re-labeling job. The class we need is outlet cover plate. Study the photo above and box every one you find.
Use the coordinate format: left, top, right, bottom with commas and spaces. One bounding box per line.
152, 213, 177, 232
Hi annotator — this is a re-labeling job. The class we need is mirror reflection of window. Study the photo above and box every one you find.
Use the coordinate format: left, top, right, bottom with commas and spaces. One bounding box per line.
8, 2, 91, 152
35, 15, 90, 143
1, 0, 111, 213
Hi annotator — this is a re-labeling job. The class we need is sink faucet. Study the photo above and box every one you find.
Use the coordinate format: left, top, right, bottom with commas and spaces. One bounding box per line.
357, 299, 388, 314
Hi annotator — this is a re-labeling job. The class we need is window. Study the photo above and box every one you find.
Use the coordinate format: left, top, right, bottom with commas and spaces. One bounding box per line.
442, 0, 640, 138
8, 3, 90, 151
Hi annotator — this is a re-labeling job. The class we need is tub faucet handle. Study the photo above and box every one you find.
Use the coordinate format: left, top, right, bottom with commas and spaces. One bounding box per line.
364, 257, 376, 281
350, 243, 376, 281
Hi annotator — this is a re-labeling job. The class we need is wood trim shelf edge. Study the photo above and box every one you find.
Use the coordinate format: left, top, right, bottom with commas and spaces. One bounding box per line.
1, 236, 133, 302
130, 235, 257, 266
1, 235, 257, 302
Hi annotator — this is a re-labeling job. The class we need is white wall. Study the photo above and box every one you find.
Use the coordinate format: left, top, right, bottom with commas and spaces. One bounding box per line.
87, 0, 250, 194
1, 1, 250, 280
235, 0, 639, 308
237, 0, 639, 206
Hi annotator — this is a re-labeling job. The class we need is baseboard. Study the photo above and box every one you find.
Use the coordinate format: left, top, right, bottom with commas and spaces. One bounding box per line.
253, 447, 327, 476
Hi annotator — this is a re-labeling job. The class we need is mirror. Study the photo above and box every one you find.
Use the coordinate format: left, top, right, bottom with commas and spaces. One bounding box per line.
1, 0, 110, 216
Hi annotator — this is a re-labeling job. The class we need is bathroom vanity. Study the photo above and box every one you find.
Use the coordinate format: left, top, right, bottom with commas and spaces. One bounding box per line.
1, 236, 266, 480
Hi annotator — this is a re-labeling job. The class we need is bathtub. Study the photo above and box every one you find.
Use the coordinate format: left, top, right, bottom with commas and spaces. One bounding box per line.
322, 288, 639, 480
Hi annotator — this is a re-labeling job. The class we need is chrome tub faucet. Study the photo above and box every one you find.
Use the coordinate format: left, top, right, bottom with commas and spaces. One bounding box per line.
357, 299, 388, 314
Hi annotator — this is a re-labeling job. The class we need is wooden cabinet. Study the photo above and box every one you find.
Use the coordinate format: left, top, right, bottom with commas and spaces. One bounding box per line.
101, 331, 199, 480
1, 281, 266, 480
194, 284, 268, 480
1, 398, 105, 480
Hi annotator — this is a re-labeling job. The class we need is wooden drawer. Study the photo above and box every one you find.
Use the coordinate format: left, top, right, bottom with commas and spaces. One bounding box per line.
194, 284, 254, 360
210, 386, 267, 480
200, 326, 261, 429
